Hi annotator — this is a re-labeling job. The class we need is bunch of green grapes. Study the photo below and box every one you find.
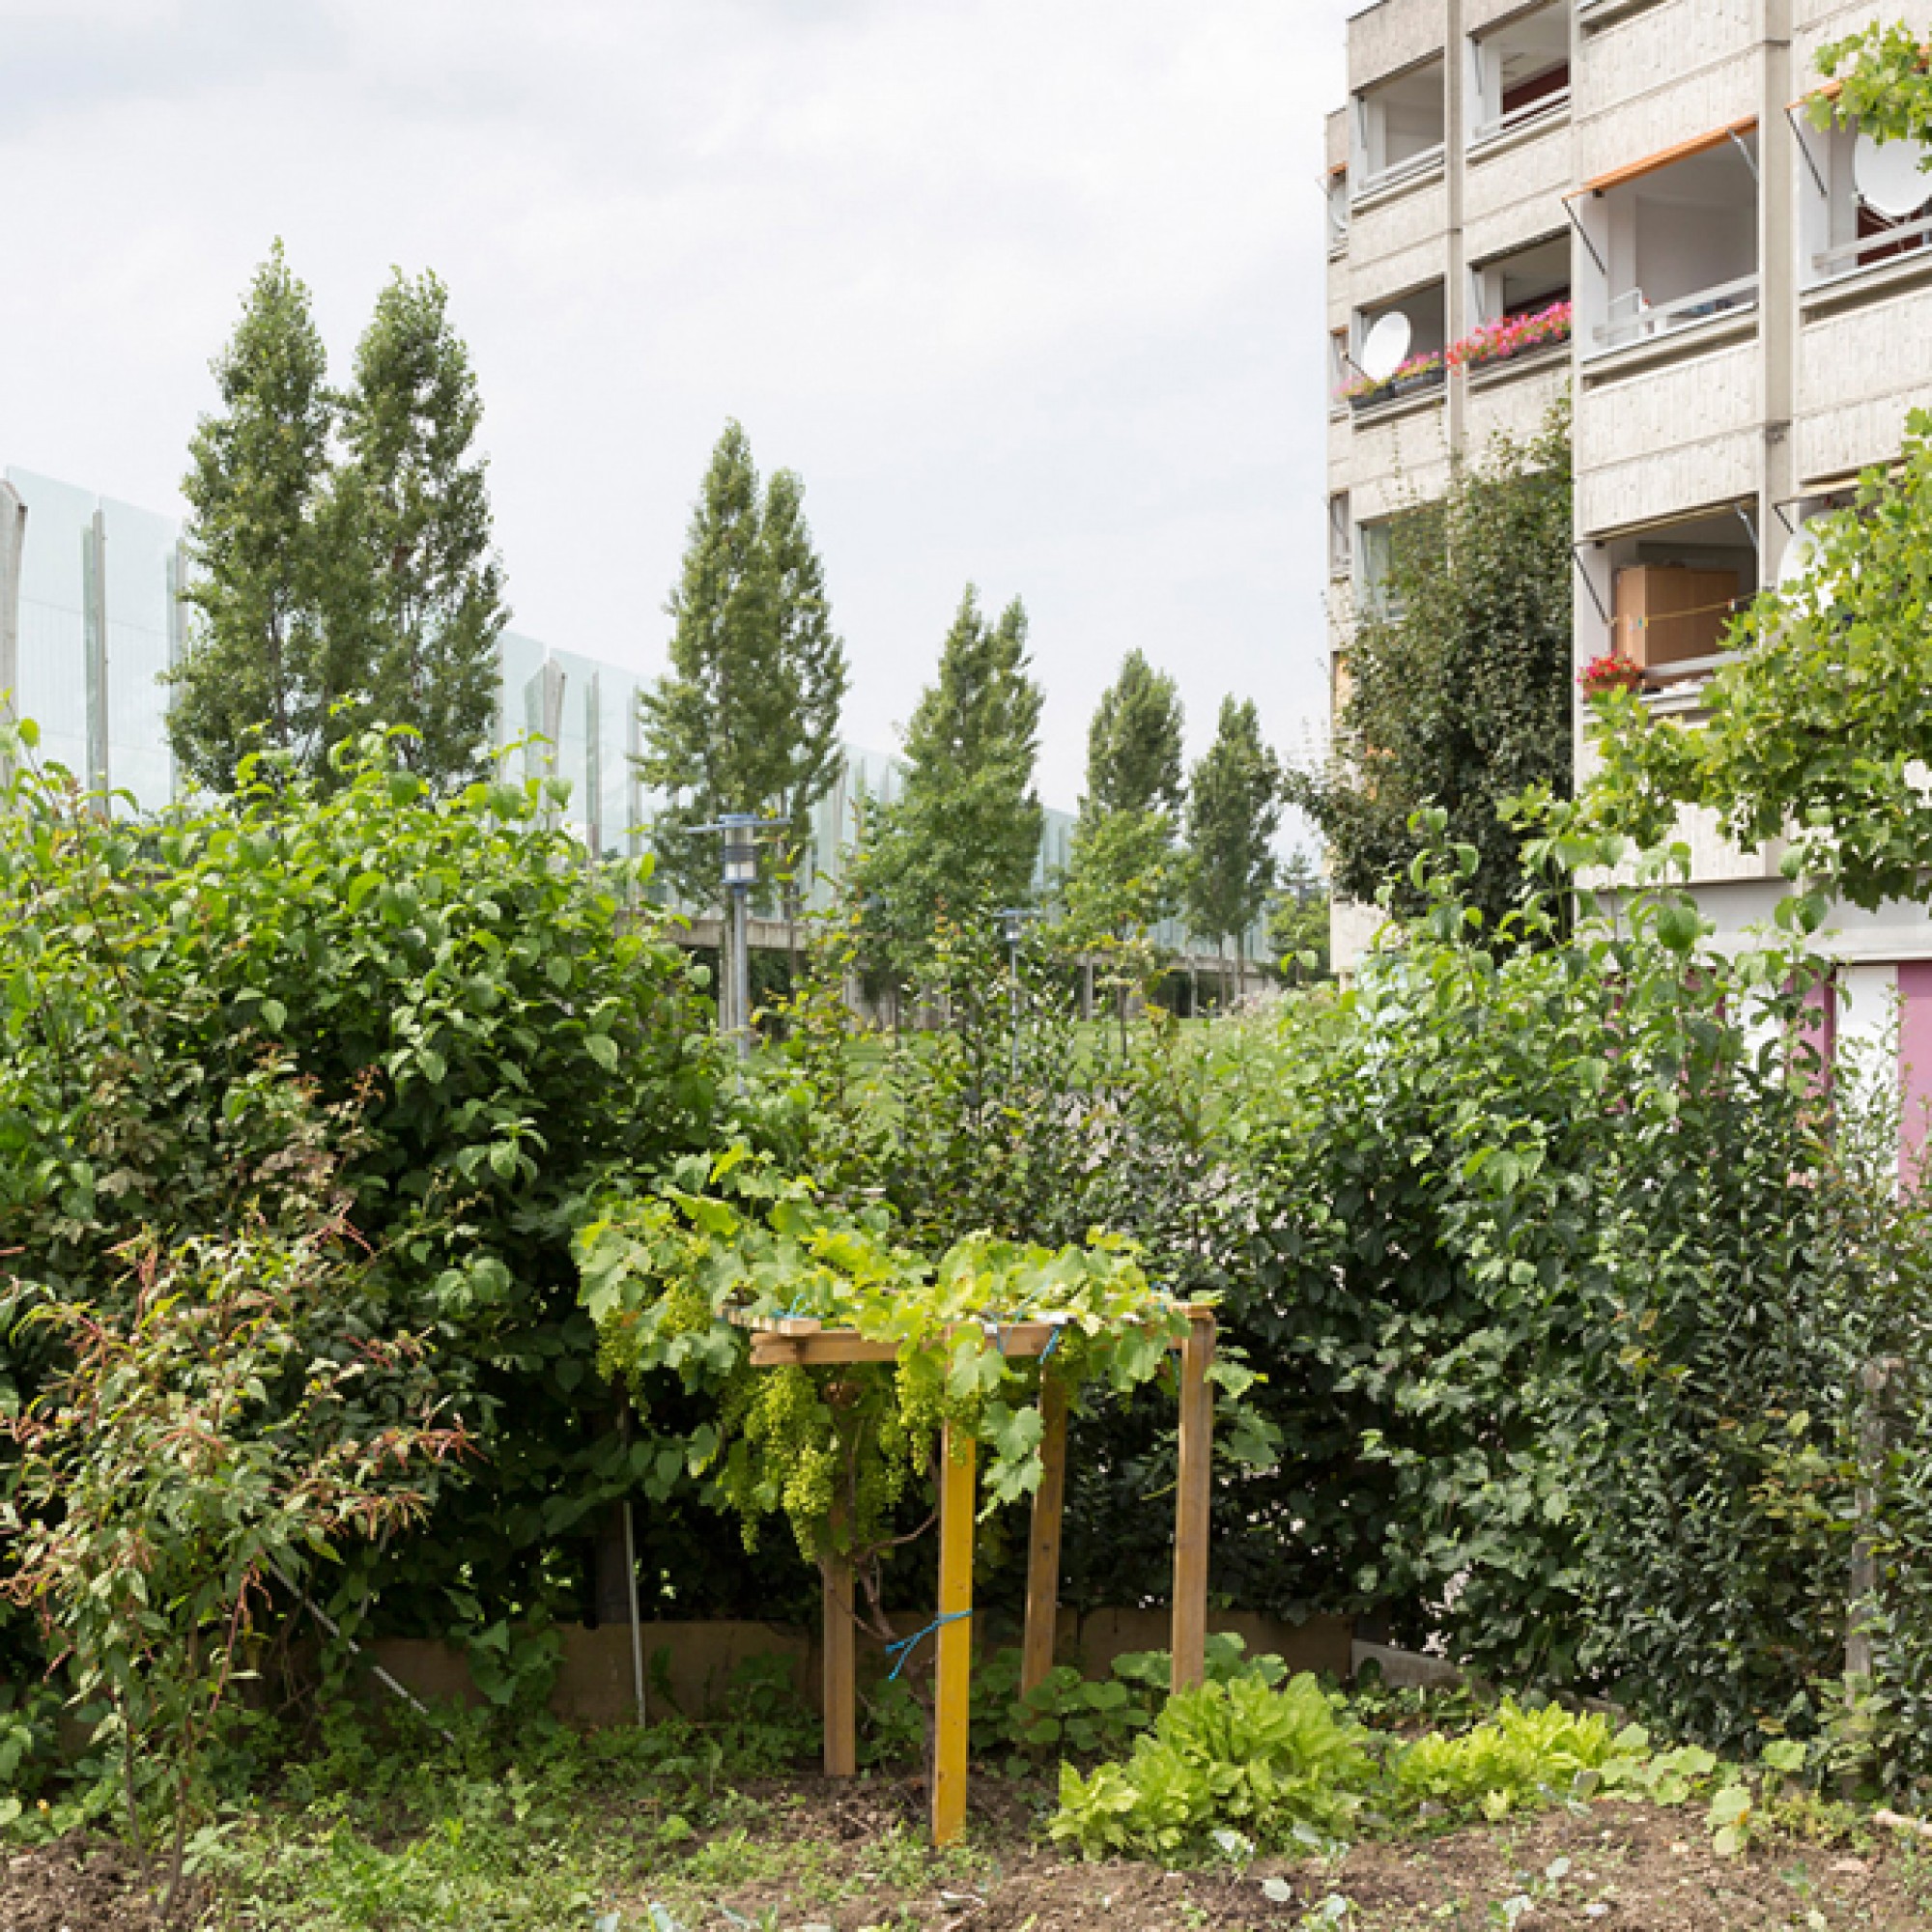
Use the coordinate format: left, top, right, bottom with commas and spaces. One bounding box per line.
716, 1365, 833, 1556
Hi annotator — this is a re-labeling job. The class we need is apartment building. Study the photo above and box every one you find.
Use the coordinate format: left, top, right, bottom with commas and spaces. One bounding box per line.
1325, 0, 1932, 1069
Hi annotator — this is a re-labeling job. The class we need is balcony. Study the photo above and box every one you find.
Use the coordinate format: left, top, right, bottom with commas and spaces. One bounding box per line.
1352, 58, 1447, 202
1341, 281, 1448, 414
1801, 121, 1932, 296
1468, 4, 1571, 155
1583, 506, 1759, 706
1578, 131, 1761, 362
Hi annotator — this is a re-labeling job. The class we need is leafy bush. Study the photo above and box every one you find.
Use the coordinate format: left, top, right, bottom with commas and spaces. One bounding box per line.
1050, 1674, 1373, 1860
1, 1170, 465, 1916
0, 723, 731, 1659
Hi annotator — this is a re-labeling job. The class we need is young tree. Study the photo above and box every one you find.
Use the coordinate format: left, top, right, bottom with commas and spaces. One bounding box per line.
1269, 850, 1332, 986
855, 587, 1043, 979
168, 243, 360, 791
638, 423, 847, 918
1286, 406, 1573, 928
338, 268, 509, 788
1081, 648, 1185, 821
1185, 696, 1282, 1001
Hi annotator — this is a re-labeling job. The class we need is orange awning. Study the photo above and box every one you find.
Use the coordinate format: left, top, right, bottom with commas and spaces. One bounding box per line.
1579, 116, 1759, 195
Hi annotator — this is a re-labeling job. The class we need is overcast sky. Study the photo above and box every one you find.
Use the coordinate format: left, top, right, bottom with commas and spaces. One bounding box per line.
2, 0, 1355, 816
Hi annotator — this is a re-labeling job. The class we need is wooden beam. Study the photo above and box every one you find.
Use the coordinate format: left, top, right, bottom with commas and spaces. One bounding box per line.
1020, 1371, 1069, 1696
821, 1552, 857, 1779
931, 1422, 977, 1848
1170, 1311, 1216, 1694
751, 1334, 901, 1367
747, 1308, 1217, 1371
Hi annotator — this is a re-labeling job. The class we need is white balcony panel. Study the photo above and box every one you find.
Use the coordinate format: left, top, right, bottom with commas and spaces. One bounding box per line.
1579, 339, 1758, 470
1350, 177, 1450, 277
1464, 121, 1574, 242
1578, 430, 1761, 537
1575, 1, 1757, 159
1800, 391, 1932, 489
1327, 107, 1350, 174
1465, 360, 1572, 451
1799, 281, 1932, 417
1352, 240, 1455, 311
1576, 65, 1762, 183
1350, 407, 1452, 524
1349, 0, 1450, 93
1329, 274, 1353, 332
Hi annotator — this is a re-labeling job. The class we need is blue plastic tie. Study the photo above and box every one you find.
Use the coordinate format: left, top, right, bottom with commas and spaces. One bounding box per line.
1039, 1322, 1065, 1365
885, 1608, 974, 1681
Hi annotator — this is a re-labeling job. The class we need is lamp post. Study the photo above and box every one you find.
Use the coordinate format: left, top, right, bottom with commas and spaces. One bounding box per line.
996, 906, 1036, 1080
696, 813, 771, 1059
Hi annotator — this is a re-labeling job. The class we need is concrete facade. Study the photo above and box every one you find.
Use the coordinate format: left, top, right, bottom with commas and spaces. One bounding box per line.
1324, 0, 1932, 1063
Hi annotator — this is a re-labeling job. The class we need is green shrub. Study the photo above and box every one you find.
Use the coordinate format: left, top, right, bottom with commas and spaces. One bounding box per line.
0, 724, 732, 1659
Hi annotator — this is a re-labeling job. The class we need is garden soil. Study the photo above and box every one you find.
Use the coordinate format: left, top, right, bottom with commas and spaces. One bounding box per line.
6, 1783, 1932, 1928
2, 1838, 164, 1931
658, 1776, 1932, 1931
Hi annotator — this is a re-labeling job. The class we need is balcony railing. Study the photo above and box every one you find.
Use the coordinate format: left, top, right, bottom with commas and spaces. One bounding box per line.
1470, 88, 1573, 149
1591, 276, 1759, 354
1355, 142, 1445, 198
1812, 210, 1932, 282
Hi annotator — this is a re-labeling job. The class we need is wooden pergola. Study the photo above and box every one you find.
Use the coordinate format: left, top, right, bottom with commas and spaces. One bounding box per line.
740, 1306, 1218, 1845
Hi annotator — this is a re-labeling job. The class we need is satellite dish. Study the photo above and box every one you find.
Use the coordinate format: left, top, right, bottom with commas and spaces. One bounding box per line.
1360, 311, 1413, 384
1854, 132, 1932, 220
1778, 523, 1823, 590
1777, 520, 1841, 611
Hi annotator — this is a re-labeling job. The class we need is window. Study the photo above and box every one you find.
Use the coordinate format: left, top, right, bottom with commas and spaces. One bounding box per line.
1328, 494, 1352, 581
1352, 59, 1446, 196
1355, 517, 1398, 617
1601, 505, 1758, 689
1800, 117, 1932, 289
1468, 4, 1571, 149
1577, 131, 1760, 355
1348, 281, 1447, 409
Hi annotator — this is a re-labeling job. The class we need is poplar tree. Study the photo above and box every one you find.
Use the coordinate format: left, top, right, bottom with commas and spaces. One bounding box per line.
857, 586, 1043, 974
1063, 650, 1188, 953
762, 467, 850, 938
1081, 649, 1185, 823
338, 268, 508, 788
1184, 696, 1282, 1000
638, 421, 848, 913
169, 243, 359, 790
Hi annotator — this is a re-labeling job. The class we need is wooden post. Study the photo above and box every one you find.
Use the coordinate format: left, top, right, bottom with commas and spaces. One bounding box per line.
822, 1552, 857, 1778
1021, 1371, 1069, 1695
1170, 1311, 1215, 1694
931, 1421, 977, 1847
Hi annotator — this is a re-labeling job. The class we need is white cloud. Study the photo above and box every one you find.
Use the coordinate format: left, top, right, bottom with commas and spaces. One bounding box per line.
0, 0, 1355, 812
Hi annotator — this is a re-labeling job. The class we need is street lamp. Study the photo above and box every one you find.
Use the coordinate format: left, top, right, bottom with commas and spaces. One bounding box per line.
696, 813, 777, 1059
995, 906, 1037, 1079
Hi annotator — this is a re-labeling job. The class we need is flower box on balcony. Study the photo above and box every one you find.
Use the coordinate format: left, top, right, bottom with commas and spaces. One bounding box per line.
1344, 359, 1446, 412
1446, 299, 1573, 376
